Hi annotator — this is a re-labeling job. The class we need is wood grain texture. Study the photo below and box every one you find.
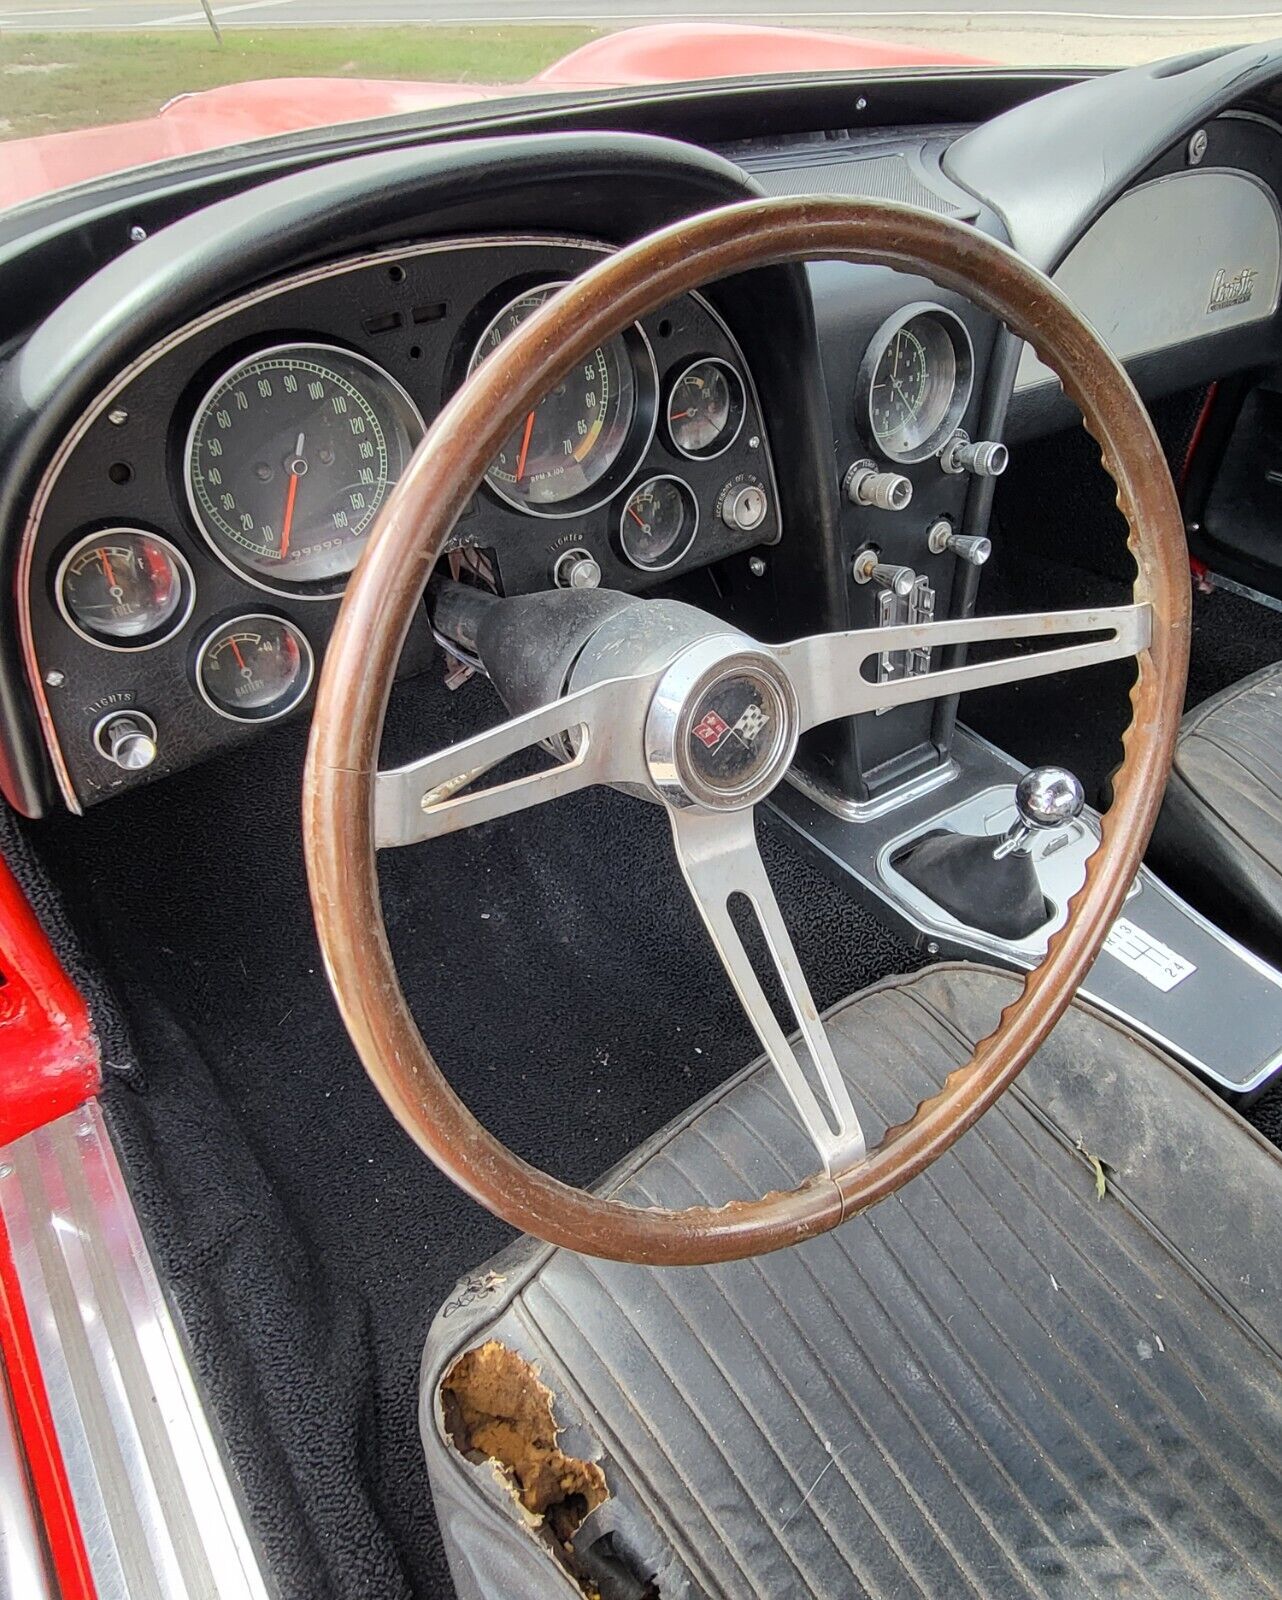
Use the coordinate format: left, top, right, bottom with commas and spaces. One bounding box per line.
303, 197, 1189, 1265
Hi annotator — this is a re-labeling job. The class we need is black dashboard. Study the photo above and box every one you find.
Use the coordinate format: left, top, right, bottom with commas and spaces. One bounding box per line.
20, 234, 780, 803
6, 42, 1282, 817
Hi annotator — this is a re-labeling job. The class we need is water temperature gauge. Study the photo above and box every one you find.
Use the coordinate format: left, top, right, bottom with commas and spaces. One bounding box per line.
195, 615, 314, 723
57, 528, 194, 648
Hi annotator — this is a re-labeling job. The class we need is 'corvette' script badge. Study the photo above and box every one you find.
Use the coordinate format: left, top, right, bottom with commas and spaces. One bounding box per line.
1207, 266, 1257, 313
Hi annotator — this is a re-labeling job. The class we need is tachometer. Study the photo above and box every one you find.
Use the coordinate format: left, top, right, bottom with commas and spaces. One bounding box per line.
468, 284, 657, 516
858, 305, 974, 464
185, 343, 424, 597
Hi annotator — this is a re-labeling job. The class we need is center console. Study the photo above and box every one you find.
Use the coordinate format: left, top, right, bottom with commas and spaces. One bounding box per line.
771, 725, 1282, 1098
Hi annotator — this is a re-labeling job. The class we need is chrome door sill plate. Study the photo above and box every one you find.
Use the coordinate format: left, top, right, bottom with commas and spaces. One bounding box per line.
0, 1100, 270, 1600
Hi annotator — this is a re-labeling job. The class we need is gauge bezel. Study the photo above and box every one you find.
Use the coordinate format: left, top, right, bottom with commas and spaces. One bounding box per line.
193, 612, 316, 724
468, 283, 660, 520
666, 356, 747, 461
618, 474, 699, 572
55, 527, 196, 653
183, 341, 426, 601
856, 302, 975, 465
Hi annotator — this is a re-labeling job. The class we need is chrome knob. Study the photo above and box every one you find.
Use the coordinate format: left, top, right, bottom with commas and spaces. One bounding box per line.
940, 430, 1009, 478
96, 712, 157, 772
927, 518, 992, 566
994, 766, 1085, 858
844, 461, 913, 512
851, 549, 917, 596
552, 548, 602, 590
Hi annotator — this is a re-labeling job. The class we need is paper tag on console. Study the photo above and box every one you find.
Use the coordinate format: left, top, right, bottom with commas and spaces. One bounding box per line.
1103, 916, 1196, 992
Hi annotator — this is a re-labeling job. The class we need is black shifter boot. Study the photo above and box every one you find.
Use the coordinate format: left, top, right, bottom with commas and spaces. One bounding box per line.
895, 830, 1050, 941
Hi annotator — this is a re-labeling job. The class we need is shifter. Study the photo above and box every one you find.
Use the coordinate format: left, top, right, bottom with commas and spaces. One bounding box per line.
895, 766, 1085, 943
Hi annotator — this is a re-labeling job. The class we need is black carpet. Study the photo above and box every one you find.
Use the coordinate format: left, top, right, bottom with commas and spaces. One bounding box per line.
17, 661, 920, 1600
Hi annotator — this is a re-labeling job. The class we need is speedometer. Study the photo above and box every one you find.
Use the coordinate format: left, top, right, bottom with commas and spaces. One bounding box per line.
468, 284, 658, 516
858, 304, 974, 464
185, 343, 424, 597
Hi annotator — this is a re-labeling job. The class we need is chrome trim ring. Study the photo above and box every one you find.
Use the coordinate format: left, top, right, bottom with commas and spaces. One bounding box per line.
618, 473, 699, 572
193, 613, 315, 724
182, 341, 427, 601
666, 355, 747, 461
54, 528, 195, 653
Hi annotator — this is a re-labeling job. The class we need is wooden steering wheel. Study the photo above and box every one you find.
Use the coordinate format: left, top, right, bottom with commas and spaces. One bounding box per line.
303, 197, 1189, 1266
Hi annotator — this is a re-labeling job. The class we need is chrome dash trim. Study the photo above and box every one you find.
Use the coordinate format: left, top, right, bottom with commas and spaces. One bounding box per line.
0, 1100, 270, 1600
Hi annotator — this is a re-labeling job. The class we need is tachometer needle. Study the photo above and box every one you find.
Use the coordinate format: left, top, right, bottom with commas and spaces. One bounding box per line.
515, 410, 537, 481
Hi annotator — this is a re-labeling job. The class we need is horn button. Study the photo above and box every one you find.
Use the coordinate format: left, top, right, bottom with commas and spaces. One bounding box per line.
645, 637, 799, 811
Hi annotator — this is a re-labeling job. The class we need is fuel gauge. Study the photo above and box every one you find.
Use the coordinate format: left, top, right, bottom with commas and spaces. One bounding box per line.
196, 615, 313, 723
57, 529, 193, 649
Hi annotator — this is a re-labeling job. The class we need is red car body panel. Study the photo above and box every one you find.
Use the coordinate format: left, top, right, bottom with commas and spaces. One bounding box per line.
0, 853, 99, 1142
0, 23, 984, 212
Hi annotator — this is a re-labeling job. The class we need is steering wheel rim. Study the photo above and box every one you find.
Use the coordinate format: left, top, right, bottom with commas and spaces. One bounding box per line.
303, 197, 1189, 1266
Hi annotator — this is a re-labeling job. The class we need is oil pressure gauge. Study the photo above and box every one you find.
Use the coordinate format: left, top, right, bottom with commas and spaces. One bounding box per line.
620, 475, 698, 571
195, 615, 314, 723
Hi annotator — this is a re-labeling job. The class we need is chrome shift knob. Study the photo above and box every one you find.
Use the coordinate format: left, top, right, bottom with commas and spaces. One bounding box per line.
994, 766, 1084, 859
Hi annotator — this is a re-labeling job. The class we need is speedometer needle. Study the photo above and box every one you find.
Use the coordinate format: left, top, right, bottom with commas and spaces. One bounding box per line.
515, 410, 537, 481
280, 472, 299, 558
280, 433, 305, 558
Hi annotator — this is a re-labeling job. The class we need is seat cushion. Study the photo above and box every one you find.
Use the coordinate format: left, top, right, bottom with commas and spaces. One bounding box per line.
421, 964, 1282, 1600
1149, 660, 1282, 962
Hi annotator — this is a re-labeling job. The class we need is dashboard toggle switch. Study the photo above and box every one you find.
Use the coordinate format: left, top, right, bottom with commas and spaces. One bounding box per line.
927, 518, 992, 566
95, 711, 158, 771
939, 430, 1009, 478
851, 548, 917, 597
844, 460, 913, 512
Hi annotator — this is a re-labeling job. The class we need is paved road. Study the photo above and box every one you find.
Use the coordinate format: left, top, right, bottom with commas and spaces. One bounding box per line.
3, 0, 1282, 28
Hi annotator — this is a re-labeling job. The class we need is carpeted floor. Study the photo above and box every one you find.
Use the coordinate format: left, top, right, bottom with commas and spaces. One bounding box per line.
15, 405, 1282, 1598
15, 662, 921, 1600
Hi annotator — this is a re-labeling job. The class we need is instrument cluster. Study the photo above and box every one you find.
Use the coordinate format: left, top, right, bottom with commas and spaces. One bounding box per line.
24, 236, 780, 804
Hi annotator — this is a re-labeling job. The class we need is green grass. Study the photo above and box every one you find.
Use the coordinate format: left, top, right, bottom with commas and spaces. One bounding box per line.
0, 26, 599, 140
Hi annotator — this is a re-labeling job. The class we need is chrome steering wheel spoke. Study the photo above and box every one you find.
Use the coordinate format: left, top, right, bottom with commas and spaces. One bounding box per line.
669, 804, 867, 1173
777, 603, 1151, 730
374, 673, 657, 848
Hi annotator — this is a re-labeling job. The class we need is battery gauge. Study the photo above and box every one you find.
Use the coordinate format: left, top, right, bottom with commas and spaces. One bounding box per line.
195, 615, 313, 723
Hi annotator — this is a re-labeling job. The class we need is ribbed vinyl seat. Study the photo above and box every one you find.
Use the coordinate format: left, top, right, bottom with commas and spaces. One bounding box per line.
423, 965, 1282, 1600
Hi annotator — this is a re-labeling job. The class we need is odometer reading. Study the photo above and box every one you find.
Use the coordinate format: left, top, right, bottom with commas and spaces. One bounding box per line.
185, 344, 424, 595
468, 285, 657, 515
